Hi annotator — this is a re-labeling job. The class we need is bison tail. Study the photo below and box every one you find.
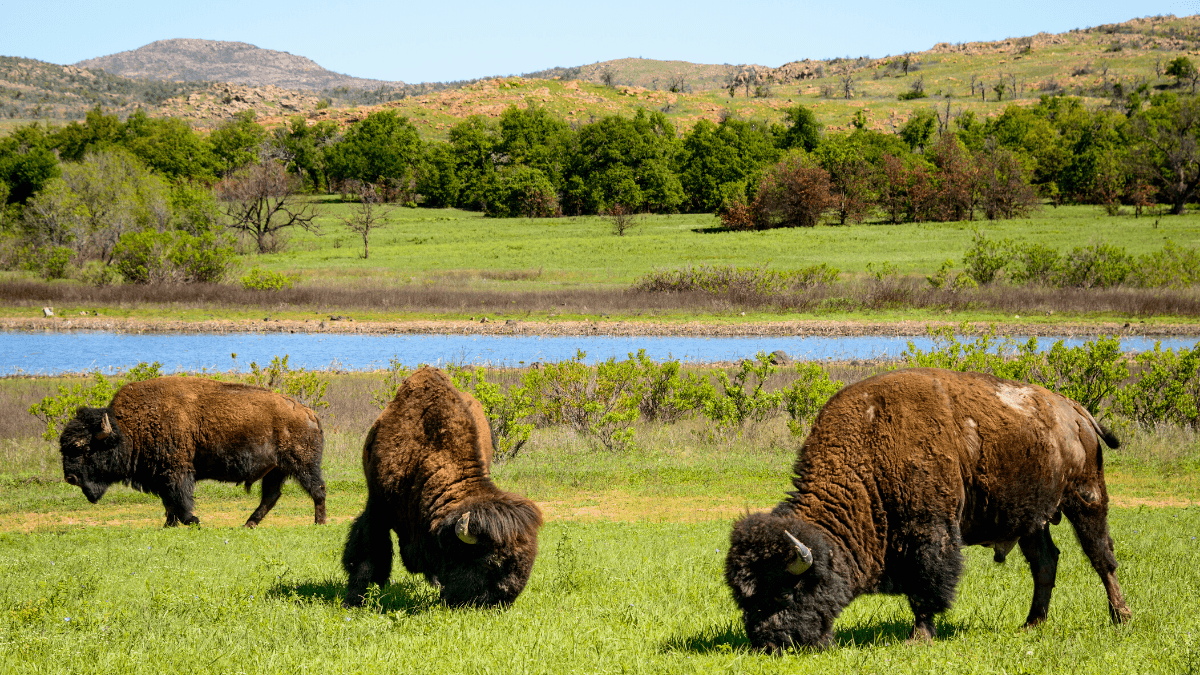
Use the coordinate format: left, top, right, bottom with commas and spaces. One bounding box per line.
1098, 424, 1120, 450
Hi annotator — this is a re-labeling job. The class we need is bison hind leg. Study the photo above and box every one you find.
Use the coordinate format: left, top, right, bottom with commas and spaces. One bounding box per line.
1062, 492, 1132, 625
244, 469, 286, 528
342, 500, 393, 608
289, 467, 327, 525
904, 521, 964, 641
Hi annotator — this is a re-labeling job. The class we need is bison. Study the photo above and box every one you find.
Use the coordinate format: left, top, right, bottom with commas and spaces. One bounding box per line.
725, 368, 1131, 651
342, 367, 542, 608
59, 376, 327, 528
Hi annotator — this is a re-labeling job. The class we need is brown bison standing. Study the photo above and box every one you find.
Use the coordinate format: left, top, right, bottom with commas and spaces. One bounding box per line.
725, 368, 1131, 651
59, 376, 327, 528
342, 367, 543, 608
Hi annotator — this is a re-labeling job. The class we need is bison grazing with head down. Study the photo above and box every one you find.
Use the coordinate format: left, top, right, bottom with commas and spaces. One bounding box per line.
342, 367, 543, 608
726, 368, 1131, 651
59, 376, 327, 528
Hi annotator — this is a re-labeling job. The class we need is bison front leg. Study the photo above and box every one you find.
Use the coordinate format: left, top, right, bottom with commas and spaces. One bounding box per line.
160, 477, 200, 527
245, 469, 286, 528
1017, 525, 1059, 626
904, 521, 964, 642
342, 500, 393, 608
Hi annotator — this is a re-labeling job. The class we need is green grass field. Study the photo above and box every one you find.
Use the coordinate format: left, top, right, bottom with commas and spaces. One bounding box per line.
264, 204, 1200, 288
2, 367, 1199, 673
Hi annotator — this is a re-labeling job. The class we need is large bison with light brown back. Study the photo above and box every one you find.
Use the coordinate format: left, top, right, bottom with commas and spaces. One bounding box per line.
725, 368, 1131, 651
342, 366, 542, 608
59, 376, 327, 527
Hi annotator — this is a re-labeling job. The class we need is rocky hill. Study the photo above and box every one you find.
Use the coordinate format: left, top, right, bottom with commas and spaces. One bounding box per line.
75, 39, 406, 92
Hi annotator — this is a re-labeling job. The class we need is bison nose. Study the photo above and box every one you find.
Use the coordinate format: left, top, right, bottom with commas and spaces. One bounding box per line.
65, 475, 79, 486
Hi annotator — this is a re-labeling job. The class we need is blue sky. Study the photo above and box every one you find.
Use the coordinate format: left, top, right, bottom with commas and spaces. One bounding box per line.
0, 1, 1189, 83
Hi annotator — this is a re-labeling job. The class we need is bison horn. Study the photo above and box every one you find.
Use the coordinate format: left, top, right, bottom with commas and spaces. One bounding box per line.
96, 413, 113, 440
456, 511, 478, 545
784, 530, 813, 575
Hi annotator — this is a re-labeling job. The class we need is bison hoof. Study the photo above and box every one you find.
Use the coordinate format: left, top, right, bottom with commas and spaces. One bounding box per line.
1111, 605, 1132, 624
244, 520, 259, 529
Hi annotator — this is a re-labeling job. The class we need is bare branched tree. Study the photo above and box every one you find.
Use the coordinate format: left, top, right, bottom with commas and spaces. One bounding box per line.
841, 71, 856, 99
338, 181, 393, 259
668, 73, 687, 93
605, 203, 639, 237
215, 161, 321, 254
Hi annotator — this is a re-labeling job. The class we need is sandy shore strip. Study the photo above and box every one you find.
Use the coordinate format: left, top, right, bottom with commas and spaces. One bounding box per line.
2, 316, 1196, 337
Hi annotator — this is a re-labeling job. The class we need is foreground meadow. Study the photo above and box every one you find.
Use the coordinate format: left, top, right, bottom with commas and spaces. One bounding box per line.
2, 368, 1199, 673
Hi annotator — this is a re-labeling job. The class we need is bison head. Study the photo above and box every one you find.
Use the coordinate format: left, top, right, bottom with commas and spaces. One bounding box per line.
725, 511, 851, 652
431, 496, 542, 607
58, 407, 127, 504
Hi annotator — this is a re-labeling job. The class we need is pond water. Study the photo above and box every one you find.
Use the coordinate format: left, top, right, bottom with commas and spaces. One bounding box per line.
2, 331, 1196, 375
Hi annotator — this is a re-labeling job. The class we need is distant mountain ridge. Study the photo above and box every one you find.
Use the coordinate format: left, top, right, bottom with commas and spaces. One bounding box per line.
75, 39, 406, 91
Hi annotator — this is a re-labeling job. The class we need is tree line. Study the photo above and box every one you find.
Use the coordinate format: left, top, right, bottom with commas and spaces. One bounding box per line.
0, 86, 1197, 281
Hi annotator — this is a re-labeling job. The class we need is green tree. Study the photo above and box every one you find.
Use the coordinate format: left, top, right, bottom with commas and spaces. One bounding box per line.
22, 149, 171, 264
51, 107, 125, 162
776, 105, 822, 152
495, 104, 571, 189
678, 118, 778, 212
447, 116, 499, 211
122, 110, 218, 181
272, 117, 339, 191
1130, 93, 1200, 215
0, 123, 61, 205
209, 111, 267, 176
900, 109, 938, 153
563, 109, 683, 214
324, 110, 423, 194
1165, 56, 1199, 93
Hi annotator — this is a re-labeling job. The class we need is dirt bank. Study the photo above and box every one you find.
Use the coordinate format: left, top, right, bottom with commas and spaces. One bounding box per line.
2, 316, 1196, 337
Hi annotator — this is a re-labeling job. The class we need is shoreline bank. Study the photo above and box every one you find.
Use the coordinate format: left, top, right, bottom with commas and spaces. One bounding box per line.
1, 316, 1193, 337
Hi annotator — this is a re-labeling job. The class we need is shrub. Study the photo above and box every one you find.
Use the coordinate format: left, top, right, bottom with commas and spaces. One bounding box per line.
113, 230, 175, 284
1058, 243, 1133, 289
1009, 242, 1063, 286
633, 264, 839, 295
1131, 241, 1200, 288
782, 363, 844, 436
961, 231, 1013, 285
28, 361, 163, 441
449, 365, 535, 461
113, 230, 237, 284
40, 246, 73, 281
524, 350, 643, 451
246, 355, 329, 410
241, 267, 294, 291
1115, 343, 1200, 429
702, 352, 782, 432
370, 357, 412, 410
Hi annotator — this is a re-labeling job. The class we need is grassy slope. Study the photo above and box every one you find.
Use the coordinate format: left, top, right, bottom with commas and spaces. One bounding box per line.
0, 15, 1190, 136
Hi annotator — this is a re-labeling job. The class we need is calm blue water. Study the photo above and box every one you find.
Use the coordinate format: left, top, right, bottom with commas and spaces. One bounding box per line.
1, 331, 1196, 375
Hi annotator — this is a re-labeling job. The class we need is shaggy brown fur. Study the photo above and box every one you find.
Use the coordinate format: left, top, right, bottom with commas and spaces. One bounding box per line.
59, 376, 326, 527
342, 367, 542, 608
726, 368, 1130, 651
